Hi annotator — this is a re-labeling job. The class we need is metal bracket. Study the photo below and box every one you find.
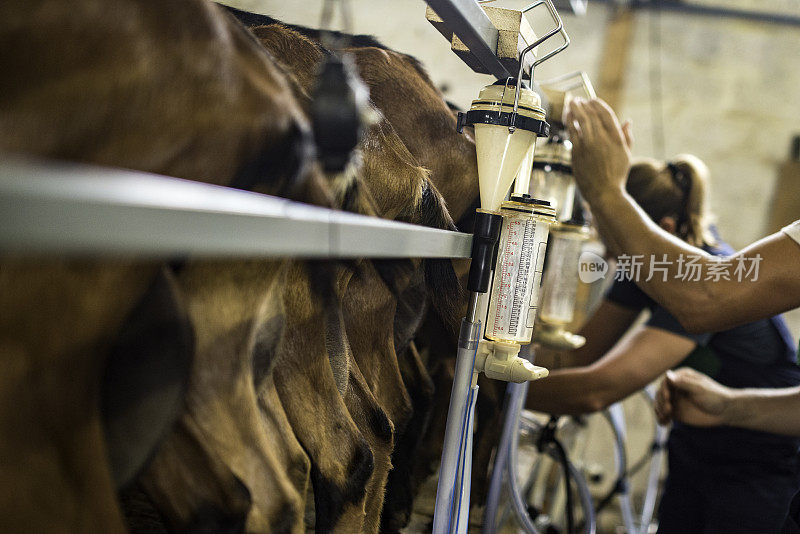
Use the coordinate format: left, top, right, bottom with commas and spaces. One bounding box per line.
512, 0, 571, 120
425, 0, 513, 79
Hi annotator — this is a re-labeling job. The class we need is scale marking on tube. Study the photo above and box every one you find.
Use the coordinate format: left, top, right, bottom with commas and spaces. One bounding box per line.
508, 219, 536, 336
527, 240, 549, 328
492, 223, 516, 336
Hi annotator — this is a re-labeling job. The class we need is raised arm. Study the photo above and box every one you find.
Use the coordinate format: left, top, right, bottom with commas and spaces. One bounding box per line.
566, 98, 800, 333
526, 325, 695, 415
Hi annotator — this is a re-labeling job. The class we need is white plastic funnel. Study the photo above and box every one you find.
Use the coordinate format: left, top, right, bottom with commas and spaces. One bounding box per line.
476, 124, 537, 211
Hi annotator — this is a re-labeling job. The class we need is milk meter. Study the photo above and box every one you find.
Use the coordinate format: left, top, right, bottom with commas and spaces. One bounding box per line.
484, 196, 555, 345
529, 71, 596, 221
536, 216, 592, 349
456, 78, 556, 382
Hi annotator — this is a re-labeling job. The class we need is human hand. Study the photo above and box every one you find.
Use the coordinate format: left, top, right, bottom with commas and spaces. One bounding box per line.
564, 98, 633, 204
655, 368, 733, 427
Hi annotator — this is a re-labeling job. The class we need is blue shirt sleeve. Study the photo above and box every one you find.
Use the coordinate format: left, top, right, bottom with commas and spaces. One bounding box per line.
605, 278, 651, 311
606, 279, 711, 345
648, 306, 712, 346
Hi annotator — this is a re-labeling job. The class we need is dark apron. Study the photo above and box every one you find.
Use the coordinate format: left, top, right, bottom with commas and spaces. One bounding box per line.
779, 323, 800, 533
773, 315, 800, 364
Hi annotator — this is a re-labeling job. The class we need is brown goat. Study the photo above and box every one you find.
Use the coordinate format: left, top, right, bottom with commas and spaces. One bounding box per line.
0, 0, 320, 531
347, 47, 480, 224
0, 261, 161, 533
2, 4, 485, 532
250, 22, 462, 533
137, 260, 307, 534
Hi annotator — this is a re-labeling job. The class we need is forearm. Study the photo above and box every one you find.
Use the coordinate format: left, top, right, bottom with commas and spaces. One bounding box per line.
593, 191, 800, 331
535, 347, 602, 370
532, 348, 565, 370
526, 367, 620, 415
529, 324, 691, 416
724, 386, 800, 437
536, 300, 642, 370
567, 98, 800, 332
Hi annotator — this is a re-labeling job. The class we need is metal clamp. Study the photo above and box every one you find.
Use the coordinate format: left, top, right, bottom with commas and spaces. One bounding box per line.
509, 0, 570, 131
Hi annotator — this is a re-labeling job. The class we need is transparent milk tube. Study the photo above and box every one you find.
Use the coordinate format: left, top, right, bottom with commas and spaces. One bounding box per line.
530, 167, 575, 222
484, 197, 556, 344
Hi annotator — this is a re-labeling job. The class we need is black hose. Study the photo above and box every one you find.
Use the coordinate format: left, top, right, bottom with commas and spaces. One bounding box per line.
550, 438, 576, 534
535, 417, 576, 534
594, 477, 624, 516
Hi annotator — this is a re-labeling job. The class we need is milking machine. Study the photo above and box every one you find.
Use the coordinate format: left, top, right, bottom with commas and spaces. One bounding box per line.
482, 71, 601, 534
536, 199, 593, 350
593, 388, 669, 534
532, 70, 598, 350
431, 2, 569, 532
480, 67, 665, 531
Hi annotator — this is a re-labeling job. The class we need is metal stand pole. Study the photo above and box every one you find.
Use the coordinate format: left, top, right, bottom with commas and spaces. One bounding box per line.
433, 211, 503, 534
640, 386, 668, 534
432, 294, 482, 533
484, 344, 597, 534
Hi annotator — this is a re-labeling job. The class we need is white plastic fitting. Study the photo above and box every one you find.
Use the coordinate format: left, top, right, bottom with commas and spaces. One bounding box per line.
475, 340, 549, 383
533, 322, 587, 351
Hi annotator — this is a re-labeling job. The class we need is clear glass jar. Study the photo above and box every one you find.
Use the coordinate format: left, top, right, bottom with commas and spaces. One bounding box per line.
539, 224, 588, 326
529, 136, 575, 222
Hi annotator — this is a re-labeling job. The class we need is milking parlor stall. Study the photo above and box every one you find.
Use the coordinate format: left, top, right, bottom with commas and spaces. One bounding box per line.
2, 0, 800, 533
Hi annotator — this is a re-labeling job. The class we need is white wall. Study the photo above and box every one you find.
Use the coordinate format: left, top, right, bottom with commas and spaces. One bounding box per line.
618, 8, 800, 340
220, 0, 608, 108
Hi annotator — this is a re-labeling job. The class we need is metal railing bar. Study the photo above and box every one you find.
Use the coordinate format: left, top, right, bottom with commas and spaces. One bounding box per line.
0, 158, 472, 259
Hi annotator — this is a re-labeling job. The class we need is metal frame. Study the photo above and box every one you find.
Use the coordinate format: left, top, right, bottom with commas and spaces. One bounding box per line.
512, 0, 570, 121
595, 0, 800, 28
0, 158, 472, 259
632, 0, 800, 27
483, 377, 597, 534
425, 0, 514, 79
